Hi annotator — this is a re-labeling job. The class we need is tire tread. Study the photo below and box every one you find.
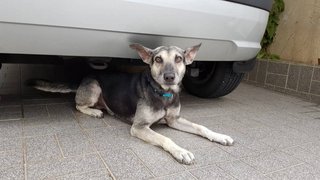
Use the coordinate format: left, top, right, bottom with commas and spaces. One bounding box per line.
183, 62, 244, 98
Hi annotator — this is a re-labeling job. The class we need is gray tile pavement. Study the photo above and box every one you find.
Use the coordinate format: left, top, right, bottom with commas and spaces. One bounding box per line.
216, 160, 270, 180
27, 154, 104, 180
189, 164, 236, 180
55, 169, 113, 180
25, 135, 62, 163
0, 83, 320, 179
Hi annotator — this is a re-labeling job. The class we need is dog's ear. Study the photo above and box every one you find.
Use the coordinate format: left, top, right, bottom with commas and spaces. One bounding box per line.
184, 43, 201, 65
130, 43, 153, 64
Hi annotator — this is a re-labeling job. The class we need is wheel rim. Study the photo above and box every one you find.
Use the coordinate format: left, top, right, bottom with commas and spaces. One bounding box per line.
185, 61, 216, 85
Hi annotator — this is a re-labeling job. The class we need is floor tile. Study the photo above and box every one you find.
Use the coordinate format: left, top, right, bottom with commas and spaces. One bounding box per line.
57, 132, 95, 157
56, 169, 113, 180
266, 163, 320, 180
189, 164, 236, 180
218, 143, 261, 158
0, 120, 23, 138
0, 150, 24, 170
0, 106, 22, 120
46, 103, 75, 119
26, 135, 62, 163
0, 166, 24, 180
131, 142, 186, 177
185, 146, 236, 169
27, 154, 104, 180
99, 148, 153, 180
0, 137, 23, 152
153, 171, 196, 180
23, 104, 48, 118
241, 151, 302, 174
217, 160, 270, 180
23, 117, 82, 137
86, 126, 138, 151
282, 146, 320, 169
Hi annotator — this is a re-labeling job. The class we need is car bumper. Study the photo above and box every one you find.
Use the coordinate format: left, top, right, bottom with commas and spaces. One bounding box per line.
0, 0, 270, 61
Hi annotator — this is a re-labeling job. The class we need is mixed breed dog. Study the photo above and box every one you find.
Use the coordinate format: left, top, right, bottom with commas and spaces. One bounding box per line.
30, 43, 233, 164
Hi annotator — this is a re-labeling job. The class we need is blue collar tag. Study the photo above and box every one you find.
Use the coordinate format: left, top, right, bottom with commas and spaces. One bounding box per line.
162, 93, 173, 98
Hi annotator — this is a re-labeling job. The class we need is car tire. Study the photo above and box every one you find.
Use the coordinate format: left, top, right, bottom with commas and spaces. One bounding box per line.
182, 61, 244, 98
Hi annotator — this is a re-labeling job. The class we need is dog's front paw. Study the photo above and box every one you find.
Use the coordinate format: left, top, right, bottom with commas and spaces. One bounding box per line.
89, 109, 104, 118
208, 133, 234, 146
172, 148, 195, 165
216, 134, 234, 146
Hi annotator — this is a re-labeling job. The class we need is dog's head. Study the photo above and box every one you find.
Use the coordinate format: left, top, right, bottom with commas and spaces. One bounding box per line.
130, 43, 201, 91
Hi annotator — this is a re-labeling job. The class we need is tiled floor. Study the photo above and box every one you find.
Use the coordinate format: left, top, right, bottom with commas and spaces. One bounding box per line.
0, 83, 320, 180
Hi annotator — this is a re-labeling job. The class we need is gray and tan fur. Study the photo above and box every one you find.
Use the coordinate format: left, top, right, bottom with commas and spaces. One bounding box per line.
30, 44, 234, 164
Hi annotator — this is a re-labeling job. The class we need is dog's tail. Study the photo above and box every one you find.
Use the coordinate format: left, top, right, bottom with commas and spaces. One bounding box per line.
26, 79, 78, 93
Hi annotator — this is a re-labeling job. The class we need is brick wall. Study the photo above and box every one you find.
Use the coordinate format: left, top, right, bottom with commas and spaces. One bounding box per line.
243, 59, 320, 104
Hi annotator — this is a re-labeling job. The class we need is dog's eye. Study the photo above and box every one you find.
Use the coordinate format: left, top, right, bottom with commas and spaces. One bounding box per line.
155, 57, 163, 63
175, 56, 182, 63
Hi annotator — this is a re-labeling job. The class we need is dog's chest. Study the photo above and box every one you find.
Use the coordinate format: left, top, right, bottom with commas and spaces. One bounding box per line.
148, 93, 179, 112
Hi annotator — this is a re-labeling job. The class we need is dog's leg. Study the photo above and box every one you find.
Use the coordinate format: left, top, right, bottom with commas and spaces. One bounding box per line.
75, 78, 103, 118
131, 125, 194, 164
166, 105, 234, 146
131, 103, 195, 164
76, 105, 103, 118
167, 117, 234, 146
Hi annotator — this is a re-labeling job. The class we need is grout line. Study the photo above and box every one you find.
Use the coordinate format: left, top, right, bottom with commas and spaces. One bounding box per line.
22, 127, 28, 180
21, 104, 25, 119
53, 168, 110, 179
187, 170, 199, 180
19, 64, 22, 104
308, 67, 315, 93
101, 155, 117, 179
266, 72, 288, 76
54, 134, 66, 158
186, 158, 244, 172
23, 101, 73, 106
215, 162, 241, 180
19, 64, 26, 123
149, 170, 199, 180
101, 118, 112, 127
284, 64, 291, 89
77, 124, 117, 180
278, 146, 319, 168
264, 81, 275, 88
254, 60, 260, 82
45, 104, 50, 118
23, 141, 28, 180
19, 103, 28, 180
238, 156, 269, 175
295, 65, 302, 92
0, 118, 22, 122
264, 60, 269, 85
52, 152, 100, 159
94, 147, 117, 180
309, 92, 320, 96
128, 148, 156, 178
263, 162, 305, 175
23, 151, 100, 165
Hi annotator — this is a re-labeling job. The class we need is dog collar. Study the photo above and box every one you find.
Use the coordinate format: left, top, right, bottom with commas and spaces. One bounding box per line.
162, 92, 173, 98
152, 88, 174, 99
146, 72, 174, 99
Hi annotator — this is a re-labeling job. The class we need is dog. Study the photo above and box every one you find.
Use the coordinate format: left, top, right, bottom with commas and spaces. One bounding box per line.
30, 43, 234, 164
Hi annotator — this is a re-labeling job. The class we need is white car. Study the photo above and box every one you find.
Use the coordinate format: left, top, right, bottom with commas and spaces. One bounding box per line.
0, 0, 272, 98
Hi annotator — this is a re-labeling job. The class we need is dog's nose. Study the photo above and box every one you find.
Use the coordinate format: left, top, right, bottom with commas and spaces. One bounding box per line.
164, 73, 175, 82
